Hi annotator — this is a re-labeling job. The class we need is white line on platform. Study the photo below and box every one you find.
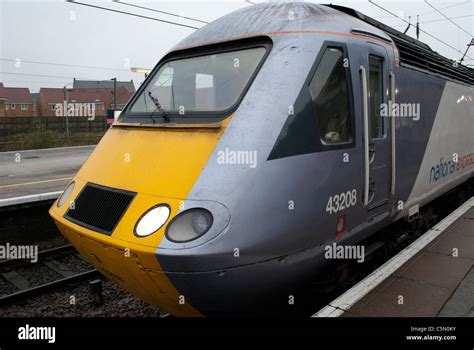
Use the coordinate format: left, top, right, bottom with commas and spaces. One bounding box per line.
7, 168, 77, 177
312, 196, 474, 318
0, 145, 95, 156
0, 177, 72, 189
0, 191, 63, 208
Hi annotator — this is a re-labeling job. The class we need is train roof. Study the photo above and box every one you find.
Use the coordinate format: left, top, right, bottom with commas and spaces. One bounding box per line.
326, 4, 473, 85
173, 2, 473, 86
174, 2, 391, 49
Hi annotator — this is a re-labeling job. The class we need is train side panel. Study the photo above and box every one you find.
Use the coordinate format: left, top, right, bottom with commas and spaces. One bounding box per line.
394, 69, 473, 217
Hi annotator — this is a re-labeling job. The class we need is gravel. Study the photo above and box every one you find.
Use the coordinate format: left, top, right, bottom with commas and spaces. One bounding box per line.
0, 275, 18, 296
1, 232, 165, 317
14, 265, 64, 287
0, 278, 164, 317
36, 236, 69, 251
54, 254, 93, 274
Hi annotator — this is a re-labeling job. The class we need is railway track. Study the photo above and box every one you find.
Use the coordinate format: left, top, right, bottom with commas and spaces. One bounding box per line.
0, 244, 100, 306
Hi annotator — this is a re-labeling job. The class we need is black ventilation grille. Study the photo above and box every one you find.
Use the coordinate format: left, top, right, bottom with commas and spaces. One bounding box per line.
65, 183, 135, 235
390, 36, 473, 85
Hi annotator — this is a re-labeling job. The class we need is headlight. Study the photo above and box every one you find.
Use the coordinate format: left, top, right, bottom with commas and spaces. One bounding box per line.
57, 181, 75, 207
134, 204, 171, 237
165, 208, 213, 242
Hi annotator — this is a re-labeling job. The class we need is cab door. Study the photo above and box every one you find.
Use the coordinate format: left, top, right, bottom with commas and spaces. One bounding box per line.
361, 43, 391, 214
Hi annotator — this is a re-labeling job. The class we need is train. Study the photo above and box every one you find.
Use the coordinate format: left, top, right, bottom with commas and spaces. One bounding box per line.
49, 2, 474, 317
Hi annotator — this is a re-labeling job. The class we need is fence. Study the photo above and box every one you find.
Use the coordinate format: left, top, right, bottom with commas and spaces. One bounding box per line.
0, 116, 109, 135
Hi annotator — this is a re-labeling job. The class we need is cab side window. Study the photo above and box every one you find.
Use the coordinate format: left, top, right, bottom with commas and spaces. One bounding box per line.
309, 47, 352, 145
368, 56, 385, 138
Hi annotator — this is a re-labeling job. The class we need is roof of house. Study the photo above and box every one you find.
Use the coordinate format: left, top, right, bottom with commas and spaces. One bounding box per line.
39, 87, 133, 106
73, 79, 136, 93
3, 87, 33, 103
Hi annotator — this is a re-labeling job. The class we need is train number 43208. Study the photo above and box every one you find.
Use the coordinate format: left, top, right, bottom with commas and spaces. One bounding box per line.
326, 189, 357, 214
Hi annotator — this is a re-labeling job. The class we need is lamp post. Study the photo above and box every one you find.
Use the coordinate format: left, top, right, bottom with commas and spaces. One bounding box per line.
63, 82, 73, 139
111, 77, 117, 111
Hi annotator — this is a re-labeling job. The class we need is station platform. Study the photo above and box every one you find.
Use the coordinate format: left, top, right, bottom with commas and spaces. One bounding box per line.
0, 146, 93, 207
314, 197, 474, 317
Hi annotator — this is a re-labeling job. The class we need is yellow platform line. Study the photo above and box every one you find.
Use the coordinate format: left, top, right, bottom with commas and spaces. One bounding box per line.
0, 177, 72, 189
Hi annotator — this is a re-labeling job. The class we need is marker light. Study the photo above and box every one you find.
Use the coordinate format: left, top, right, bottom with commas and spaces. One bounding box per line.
166, 208, 213, 243
57, 181, 75, 207
134, 204, 171, 237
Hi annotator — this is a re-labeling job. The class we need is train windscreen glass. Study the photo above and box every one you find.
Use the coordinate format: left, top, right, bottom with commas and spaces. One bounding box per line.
129, 47, 266, 115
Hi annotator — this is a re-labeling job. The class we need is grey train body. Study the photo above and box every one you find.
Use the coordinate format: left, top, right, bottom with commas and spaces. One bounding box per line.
152, 3, 473, 315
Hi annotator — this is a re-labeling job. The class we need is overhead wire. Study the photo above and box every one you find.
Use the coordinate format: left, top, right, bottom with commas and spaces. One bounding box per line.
66, 0, 199, 30
368, 0, 472, 60
113, 1, 208, 24
0, 58, 130, 72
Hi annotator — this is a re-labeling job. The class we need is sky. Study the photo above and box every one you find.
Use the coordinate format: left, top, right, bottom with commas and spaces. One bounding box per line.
0, 0, 472, 92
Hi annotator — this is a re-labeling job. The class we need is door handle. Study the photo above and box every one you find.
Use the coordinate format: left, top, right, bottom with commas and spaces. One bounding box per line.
369, 142, 376, 164
368, 177, 376, 204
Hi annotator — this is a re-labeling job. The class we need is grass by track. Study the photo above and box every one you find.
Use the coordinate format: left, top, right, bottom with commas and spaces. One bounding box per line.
0, 129, 105, 152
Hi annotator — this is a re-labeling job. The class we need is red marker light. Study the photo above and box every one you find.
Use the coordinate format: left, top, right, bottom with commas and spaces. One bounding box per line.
335, 214, 347, 241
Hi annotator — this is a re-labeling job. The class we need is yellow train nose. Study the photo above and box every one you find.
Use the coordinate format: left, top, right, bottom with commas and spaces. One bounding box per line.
49, 120, 231, 316
49, 177, 202, 316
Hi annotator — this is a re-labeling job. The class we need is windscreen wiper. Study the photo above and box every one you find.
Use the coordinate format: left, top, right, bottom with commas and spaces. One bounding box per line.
147, 91, 170, 123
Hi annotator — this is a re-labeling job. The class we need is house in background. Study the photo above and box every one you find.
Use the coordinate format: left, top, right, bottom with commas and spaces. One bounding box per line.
31, 92, 39, 116
2, 86, 34, 117
110, 86, 134, 110
37, 87, 133, 117
0, 83, 6, 116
